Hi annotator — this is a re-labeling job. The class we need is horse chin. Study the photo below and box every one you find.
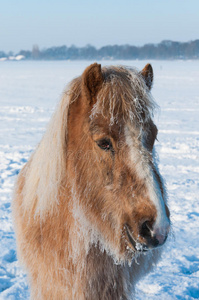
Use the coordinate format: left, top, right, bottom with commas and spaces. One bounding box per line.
125, 224, 149, 253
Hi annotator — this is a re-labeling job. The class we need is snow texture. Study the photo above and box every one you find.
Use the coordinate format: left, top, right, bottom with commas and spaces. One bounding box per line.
0, 60, 199, 299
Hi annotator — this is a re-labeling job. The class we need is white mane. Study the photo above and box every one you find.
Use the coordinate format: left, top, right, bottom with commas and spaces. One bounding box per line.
21, 81, 80, 217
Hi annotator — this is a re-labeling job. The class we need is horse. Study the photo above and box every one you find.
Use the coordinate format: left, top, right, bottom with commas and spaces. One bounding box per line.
12, 63, 170, 300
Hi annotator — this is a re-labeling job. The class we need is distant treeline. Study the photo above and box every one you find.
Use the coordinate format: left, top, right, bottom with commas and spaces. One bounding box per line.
1, 40, 199, 60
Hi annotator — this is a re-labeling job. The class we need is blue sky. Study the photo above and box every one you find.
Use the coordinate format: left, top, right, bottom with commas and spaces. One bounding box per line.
1, 0, 199, 53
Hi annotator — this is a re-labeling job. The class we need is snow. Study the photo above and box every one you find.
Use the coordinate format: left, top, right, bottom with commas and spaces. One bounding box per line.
0, 56, 25, 62
15, 56, 25, 61
0, 60, 199, 299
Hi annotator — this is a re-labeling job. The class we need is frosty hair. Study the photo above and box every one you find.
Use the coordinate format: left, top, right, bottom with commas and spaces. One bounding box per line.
91, 66, 156, 125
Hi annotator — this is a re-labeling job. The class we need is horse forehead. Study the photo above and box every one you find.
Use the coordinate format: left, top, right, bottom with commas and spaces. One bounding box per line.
89, 116, 125, 139
89, 116, 146, 146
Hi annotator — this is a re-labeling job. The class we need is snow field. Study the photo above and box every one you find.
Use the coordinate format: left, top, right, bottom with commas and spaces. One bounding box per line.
0, 60, 199, 299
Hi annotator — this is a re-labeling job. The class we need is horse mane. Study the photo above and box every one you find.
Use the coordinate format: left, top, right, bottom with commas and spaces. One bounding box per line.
20, 66, 156, 217
21, 77, 81, 217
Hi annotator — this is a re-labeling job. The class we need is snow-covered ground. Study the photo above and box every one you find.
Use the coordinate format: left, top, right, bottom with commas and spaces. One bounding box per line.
0, 60, 199, 299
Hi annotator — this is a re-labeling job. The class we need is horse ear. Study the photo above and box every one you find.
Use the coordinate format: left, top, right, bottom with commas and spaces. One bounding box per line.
82, 63, 104, 104
140, 64, 153, 90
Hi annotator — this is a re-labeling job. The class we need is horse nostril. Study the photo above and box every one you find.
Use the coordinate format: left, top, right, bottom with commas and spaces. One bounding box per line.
139, 220, 169, 248
140, 220, 152, 239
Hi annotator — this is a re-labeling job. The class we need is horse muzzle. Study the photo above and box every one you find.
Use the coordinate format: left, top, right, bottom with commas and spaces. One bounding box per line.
125, 220, 170, 252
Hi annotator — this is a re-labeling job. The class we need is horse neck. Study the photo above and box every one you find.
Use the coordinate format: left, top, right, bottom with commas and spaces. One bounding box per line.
72, 243, 128, 300
88, 246, 129, 299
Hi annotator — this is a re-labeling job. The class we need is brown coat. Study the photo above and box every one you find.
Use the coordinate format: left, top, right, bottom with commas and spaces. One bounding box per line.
12, 63, 170, 300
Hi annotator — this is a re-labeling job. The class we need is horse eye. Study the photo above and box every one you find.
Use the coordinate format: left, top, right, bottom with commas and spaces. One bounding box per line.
97, 138, 113, 151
